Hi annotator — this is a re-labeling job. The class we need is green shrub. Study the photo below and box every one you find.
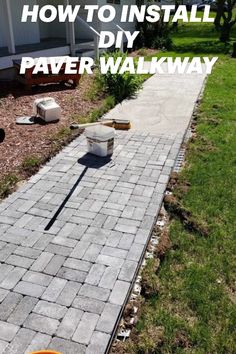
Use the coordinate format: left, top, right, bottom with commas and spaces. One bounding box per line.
96, 51, 143, 103
135, 10, 172, 51
0, 174, 19, 199
21, 156, 42, 175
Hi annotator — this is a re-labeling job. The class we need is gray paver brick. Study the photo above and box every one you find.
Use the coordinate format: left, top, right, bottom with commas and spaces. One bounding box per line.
5, 255, 33, 269
70, 241, 90, 259
43, 255, 66, 276
72, 312, 99, 345
51, 235, 77, 248
0, 267, 26, 290
14, 281, 46, 298
96, 303, 121, 333
96, 255, 124, 269
58, 223, 87, 240
105, 231, 122, 247
118, 233, 134, 250
85, 264, 106, 286
24, 313, 59, 335
103, 216, 118, 230
0, 340, 8, 354
81, 232, 107, 245
41, 277, 67, 302
140, 215, 155, 229
33, 300, 67, 320
83, 244, 102, 262
45, 244, 72, 257
101, 246, 127, 259
49, 337, 86, 354
134, 228, 150, 244
33, 234, 54, 251
30, 252, 54, 272
99, 267, 120, 290
7, 296, 38, 326
114, 223, 137, 234
24, 333, 51, 354
73, 296, 105, 315
0, 321, 19, 341
91, 213, 107, 227
57, 267, 86, 282
0, 289, 9, 303
86, 331, 110, 354
101, 208, 121, 217
0, 292, 22, 321
14, 246, 41, 259
127, 242, 144, 261
3, 328, 35, 354
56, 281, 81, 307
57, 308, 83, 339
119, 260, 138, 282
23, 271, 52, 287
63, 258, 92, 272
21, 231, 42, 248
0, 265, 13, 283
109, 280, 130, 306
79, 284, 110, 302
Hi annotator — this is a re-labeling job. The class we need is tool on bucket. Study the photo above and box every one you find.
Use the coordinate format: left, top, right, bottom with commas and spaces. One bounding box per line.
70, 118, 131, 131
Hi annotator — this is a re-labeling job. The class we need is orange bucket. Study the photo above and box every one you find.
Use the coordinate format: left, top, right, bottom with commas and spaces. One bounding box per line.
29, 351, 62, 354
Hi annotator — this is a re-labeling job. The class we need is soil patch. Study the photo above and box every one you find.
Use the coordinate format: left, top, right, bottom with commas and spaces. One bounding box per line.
0, 76, 104, 181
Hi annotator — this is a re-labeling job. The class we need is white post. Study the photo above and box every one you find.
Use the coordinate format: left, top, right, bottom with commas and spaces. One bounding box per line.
64, 0, 70, 44
69, 22, 76, 56
94, 12, 100, 61
94, 35, 99, 62
4, 0, 15, 54
65, 0, 76, 55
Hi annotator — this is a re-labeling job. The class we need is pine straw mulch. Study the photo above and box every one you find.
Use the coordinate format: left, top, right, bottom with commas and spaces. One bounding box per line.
0, 75, 102, 179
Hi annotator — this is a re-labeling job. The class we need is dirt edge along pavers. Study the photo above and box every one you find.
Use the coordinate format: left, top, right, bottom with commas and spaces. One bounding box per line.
0, 131, 183, 354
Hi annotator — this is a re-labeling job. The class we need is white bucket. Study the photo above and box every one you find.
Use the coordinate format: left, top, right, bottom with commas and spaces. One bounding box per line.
85, 125, 115, 157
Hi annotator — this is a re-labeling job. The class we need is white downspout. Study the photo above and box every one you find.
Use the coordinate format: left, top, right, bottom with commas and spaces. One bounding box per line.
64, 0, 76, 56
4, 0, 15, 54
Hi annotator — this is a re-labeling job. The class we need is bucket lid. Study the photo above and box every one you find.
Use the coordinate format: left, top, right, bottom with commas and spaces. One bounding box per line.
85, 125, 115, 140
16, 116, 36, 125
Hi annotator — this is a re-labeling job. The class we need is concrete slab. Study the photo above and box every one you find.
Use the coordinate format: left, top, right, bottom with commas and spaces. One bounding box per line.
103, 65, 207, 135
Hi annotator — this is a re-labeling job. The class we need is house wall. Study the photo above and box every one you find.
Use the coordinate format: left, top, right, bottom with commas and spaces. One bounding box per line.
98, 0, 137, 37
38, 0, 98, 41
38, 0, 67, 39
0, 0, 8, 47
71, 0, 98, 40
10, 0, 40, 45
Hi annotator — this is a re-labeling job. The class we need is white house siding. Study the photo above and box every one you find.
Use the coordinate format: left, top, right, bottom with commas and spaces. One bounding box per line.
0, 0, 8, 47
70, 0, 98, 41
38, 0, 67, 39
98, 0, 137, 36
10, 0, 40, 45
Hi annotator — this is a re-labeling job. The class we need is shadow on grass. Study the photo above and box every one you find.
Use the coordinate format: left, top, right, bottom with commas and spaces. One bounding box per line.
173, 40, 232, 54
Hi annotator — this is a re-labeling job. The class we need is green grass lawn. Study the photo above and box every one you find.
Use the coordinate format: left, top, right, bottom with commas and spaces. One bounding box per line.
125, 18, 236, 354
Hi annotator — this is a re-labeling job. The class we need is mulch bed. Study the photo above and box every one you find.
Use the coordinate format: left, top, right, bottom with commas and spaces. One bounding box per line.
0, 76, 102, 178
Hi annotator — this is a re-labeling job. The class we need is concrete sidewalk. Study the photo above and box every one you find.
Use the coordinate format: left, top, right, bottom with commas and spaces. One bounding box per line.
104, 67, 206, 135
0, 71, 206, 354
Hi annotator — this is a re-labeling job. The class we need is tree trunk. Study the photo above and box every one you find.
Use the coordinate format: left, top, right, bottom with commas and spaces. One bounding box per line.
214, 0, 225, 30
232, 42, 236, 58
220, 22, 231, 42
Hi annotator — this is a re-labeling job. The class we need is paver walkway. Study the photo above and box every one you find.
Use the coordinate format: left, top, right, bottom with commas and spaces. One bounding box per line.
0, 71, 206, 354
